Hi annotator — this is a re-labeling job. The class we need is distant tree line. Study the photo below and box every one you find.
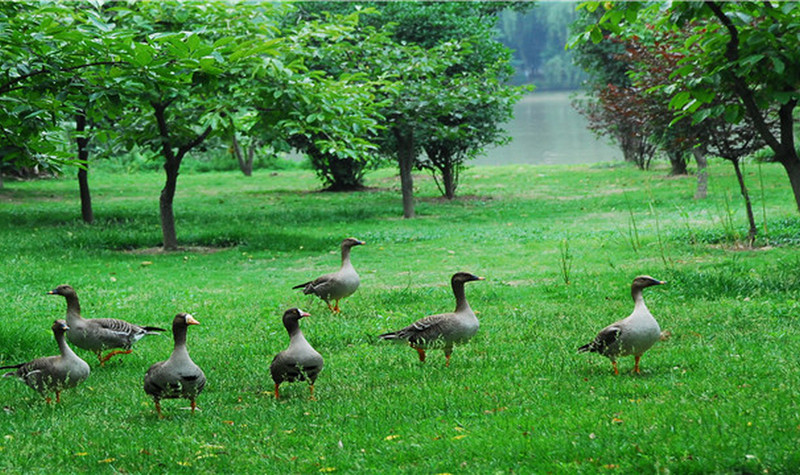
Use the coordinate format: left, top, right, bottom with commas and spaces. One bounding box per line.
495, 2, 587, 90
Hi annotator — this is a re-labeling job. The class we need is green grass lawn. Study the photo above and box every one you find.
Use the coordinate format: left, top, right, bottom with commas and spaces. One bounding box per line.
1, 159, 799, 473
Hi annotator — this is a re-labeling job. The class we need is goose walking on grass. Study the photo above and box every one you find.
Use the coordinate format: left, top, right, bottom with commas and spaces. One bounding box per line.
379, 272, 484, 367
1, 320, 90, 403
578, 275, 666, 375
270, 308, 324, 400
144, 313, 206, 418
48, 284, 167, 365
293, 237, 365, 313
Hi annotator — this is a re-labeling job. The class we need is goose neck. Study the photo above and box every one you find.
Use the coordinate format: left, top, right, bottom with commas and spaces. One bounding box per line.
452, 282, 470, 312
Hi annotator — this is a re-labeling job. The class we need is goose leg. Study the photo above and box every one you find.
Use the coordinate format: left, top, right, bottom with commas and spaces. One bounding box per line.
155, 401, 163, 418
325, 301, 335, 312
634, 355, 642, 374
444, 345, 454, 367
332, 300, 341, 313
612, 361, 619, 375
274, 383, 281, 399
309, 384, 316, 401
190, 399, 197, 413
415, 347, 426, 362
99, 349, 133, 365
55, 390, 61, 403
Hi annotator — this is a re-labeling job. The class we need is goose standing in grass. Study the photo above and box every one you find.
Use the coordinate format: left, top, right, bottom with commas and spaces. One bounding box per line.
292, 237, 365, 313
48, 284, 167, 365
578, 275, 666, 375
144, 313, 206, 418
270, 308, 324, 400
379, 272, 484, 366
1, 320, 90, 403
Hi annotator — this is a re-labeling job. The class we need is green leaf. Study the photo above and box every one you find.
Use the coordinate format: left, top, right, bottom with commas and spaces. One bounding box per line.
771, 56, 785, 74
132, 42, 154, 67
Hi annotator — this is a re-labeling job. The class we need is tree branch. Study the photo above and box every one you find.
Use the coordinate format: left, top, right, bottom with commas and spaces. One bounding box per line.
177, 125, 213, 161
0, 60, 128, 95
705, 1, 782, 152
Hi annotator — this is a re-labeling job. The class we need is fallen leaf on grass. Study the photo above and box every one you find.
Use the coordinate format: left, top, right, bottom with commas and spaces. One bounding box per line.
98, 458, 116, 464
451, 435, 467, 440
384, 435, 401, 441
319, 468, 336, 472
74, 452, 88, 457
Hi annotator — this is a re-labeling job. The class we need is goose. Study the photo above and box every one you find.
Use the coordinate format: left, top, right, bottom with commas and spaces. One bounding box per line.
578, 275, 666, 374
143, 313, 206, 417
293, 237, 365, 313
270, 308, 324, 400
1, 320, 90, 403
379, 272, 484, 366
48, 284, 166, 365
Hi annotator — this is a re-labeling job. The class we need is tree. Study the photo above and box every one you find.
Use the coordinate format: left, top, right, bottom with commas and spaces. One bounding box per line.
578, 1, 800, 213
571, 6, 659, 168
105, 2, 283, 250
0, 2, 124, 189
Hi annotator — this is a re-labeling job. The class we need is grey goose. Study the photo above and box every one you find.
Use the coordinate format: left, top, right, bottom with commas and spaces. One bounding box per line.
1, 320, 90, 403
144, 313, 206, 417
48, 284, 166, 365
293, 237, 365, 313
379, 272, 484, 366
270, 308, 324, 399
578, 275, 666, 374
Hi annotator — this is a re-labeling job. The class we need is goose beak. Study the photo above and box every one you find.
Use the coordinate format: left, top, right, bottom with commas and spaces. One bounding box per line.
300, 310, 311, 318
47, 289, 58, 295
185, 315, 201, 325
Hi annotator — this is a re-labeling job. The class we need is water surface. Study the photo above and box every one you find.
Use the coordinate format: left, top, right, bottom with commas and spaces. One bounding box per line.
476, 91, 621, 166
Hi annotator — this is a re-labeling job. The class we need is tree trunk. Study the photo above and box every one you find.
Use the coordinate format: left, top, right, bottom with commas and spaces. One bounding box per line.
160, 160, 180, 251
730, 158, 757, 246
246, 144, 255, 176
394, 128, 415, 218
75, 112, 93, 224
152, 102, 212, 251
776, 150, 800, 213
231, 132, 252, 176
442, 163, 455, 199
153, 103, 180, 251
668, 150, 688, 176
693, 148, 708, 200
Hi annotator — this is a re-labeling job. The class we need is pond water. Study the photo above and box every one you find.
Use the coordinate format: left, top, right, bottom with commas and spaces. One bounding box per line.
475, 90, 622, 166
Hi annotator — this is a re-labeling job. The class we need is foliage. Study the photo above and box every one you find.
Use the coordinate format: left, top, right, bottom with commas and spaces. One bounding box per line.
573, 1, 800, 213
570, 4, 655, 168
277, 8, 390, 190
1, 162, 799, 472
0, 2, 123, 171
